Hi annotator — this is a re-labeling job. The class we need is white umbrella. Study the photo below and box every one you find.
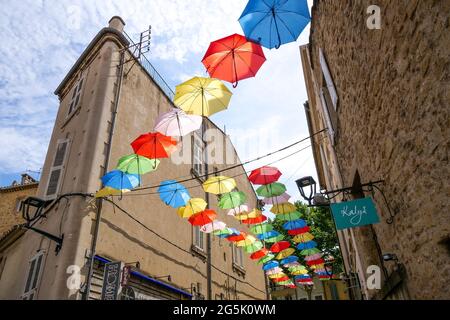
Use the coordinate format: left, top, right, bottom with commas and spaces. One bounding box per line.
227, 204, 249, 216
200, 221, 227, 233
154, 108, 202, 137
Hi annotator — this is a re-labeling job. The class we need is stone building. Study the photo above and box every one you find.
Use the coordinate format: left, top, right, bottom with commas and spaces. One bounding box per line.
0, 17, 267, 300
300, 0, 449, 299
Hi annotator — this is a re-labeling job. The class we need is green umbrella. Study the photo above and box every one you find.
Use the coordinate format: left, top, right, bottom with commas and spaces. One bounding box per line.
256, 182, 286, 198
250, 223, 273, 235
300, 248, 321, 256
243, 241, 263, 254
275, 211, 302, 222
258, 253, 275, 265
218, 191, 246, 209
264, 234, 285, 243
213, 228, 233, 237
117, 154, 160, 174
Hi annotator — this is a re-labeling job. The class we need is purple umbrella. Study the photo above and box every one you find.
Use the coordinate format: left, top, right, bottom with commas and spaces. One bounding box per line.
263, 193, 291, 205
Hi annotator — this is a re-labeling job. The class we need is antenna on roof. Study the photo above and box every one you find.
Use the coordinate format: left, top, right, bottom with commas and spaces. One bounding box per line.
122, 25, 152, 77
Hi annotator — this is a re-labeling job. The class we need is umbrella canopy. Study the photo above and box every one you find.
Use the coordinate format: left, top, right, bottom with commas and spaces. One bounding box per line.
257, 230, 280, 240
250, 223, 273, 235
213, 228, 234, 238
263, 193, 291, 205
154, 108, 202, 137
101, 170, 141, 190
117, 154, 160, 175
265, 267, 284, 275
227, 232, 247, 242
272, 276, 290, 283
202, 34, 266, 87
188, 209, 217, 226
236, 235, 257, 247
248, 166, 282, 185
270, 202, 297, 214
203, 176, 236, 195
239, 0, 311, 49
293, 232, 315, 243
250, 248, 270, 260
227, 205, 249, 216
95, 187, 130, 198
243, 241, 264, 254
131, 132, 178, 159
270, 241, 291, 253
291, 269, 309, 276
304, 253, 323, 261
281, 256, 299, 265
181, 198, 208, 217
158, 180, 190, 208
275, 211, 302, 222
297, 241, 318, 250
200, 221, 227, 233
235, 209, 263, 221
276, 248, 296, 260
242, 215, 268, 224
258, 253, 275, 264
268, 273, 287, 279
218, 191, 246, 209
307, 258, 325, 267
174, 77, 232, 117
288, 226, 310, 235
264, 234, 285, 243
283, 219, 307, 230
300, 248, 321, 256
262, 261, 280, 271
256, 182, 287, 198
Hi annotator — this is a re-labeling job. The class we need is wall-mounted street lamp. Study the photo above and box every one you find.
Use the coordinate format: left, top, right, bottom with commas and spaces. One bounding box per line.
382, 253, 398, 263
295, 176, 317, 206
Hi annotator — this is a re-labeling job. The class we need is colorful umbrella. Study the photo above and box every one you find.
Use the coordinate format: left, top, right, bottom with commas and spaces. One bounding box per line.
256, 182, 287, 198
270, 202, 297, 214
158, 180, 190, 208
236, 235, 257, 247
250, 223, 273, 235
202, 34, 266, 87
227, 205, 249, 216
262, 261, 279, 271
281, 256, 299, 265
200, 221, 227, 233
263, 193, 291, 205
188, 209, 217, 226
101, 170, 140, 190
288, 226, 310, 235
275, 211, 302, 222
258, 253, 275, 264
307, 259, 325, 267
275, 248, 296, 260
293, 232, 315, 243
227, 232, 246, 242
250, 248, 270, 260
95, 187, 130, 198
213, 228, 234, 238
243, 241, 264, 254
154, 108, 202, 137
297, 241, 318, 250
264, 234, 285, 243
117, 154, 160, 175
265, 267, 284, 275
300, 248, 321, 256
218, 191, 246, 209
131, 132, 178, 160
257, 230, 280, 240
272, 276, 290, 283
203, 176, 236, 195
283, 219, 307, 230
239, 0, 311, 49
248, 166, 282, 185
268, 273, 287, 279
235, 209, 263, 221
182, 198, 208, 217
241, 215, 268, 225
174, 77, 232, 117
270, 241, 291, 253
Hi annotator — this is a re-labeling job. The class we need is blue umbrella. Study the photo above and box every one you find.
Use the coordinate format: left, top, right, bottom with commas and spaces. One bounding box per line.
257, 230, 280, 240
283, 219, 307, 230
239, 0, 311, 49
158, 180, 191, 208
101, 170, 140, 190
263, 260, 280, 271
281, 255, 299, 265
297, 241, 317, 250
294, 274, 310, 281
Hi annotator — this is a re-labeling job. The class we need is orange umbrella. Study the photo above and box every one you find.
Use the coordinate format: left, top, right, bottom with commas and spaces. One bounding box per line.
188, 209, 217, 226
270, 241, 291, 253
131, 132, 178, 160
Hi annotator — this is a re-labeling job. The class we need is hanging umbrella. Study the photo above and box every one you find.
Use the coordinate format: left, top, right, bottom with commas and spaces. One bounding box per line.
270, 241, 291, 253
188, 209, 217, 226
131, 132, 178, 160
203, 176, 236, 195
265, 234, 285, 243
275, 248, 296, 260
288, 226, 310, 235
202, 34, 266, 88
256, 182, 286, 198
213, 228, 234, 238
158, 180, 191, 208
95, 187, 130, 198
227, 232, 247, 242
250, 248, 270, 260
239, 0, 311, 50
174, 77, 232, 117
272, 276, 291, 283
235, 209, 263, 221
243, 241, 264, 254
101, 170, 141, 190
297, 241, 318, 250
307, 258, 325, 267
200, 221, 227, 233
257, 230, 280, 241
250, 223, 273, 235
270, 202, 297, 214
293, 232, 315, 243
242, 215, 268, 224
258, 253, 275, 264
117, 154, 160, 175
283, 219, 307, 230
227, 205, 249, 216
180, 198, 208, 217
248, 166, 282, 185
263, 193, 291, 205
281, 256, 299, 265
291, 269, 309, 276
265, 267, 284, 275
236, 235, 257, 247
275, 211, 302, 222
262, 260, 280, 271
300, 248, 321, 256
284, 262, 301, 269
305, 253, 323, 262
268, 273, 287, 279
154, 108, 203, 137
218, 191, 247, 209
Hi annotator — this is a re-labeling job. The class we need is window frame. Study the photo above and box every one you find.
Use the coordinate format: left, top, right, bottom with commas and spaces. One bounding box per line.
67, 76, 85, 118
232, 244, 244, 268
319, 48, 338, 111
22, 251, 46, 300
44, 138, 70, 200
192, 132, 205, 177
192, 226, 205, 252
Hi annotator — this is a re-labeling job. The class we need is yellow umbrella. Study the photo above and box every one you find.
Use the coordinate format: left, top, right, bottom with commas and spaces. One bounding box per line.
276, 248, 296, 260
310, 264, 325, 270
236, 235, 257, 247
291, 268, 309, 276
95, 187, 130, 198
293, 232, 315, 243
234, 209, 262, 221
203, 176, 236, 195
179, 198, 207, 218
268, 273, 287, 279
270, 202, 297, 214
174, 77, 232, 117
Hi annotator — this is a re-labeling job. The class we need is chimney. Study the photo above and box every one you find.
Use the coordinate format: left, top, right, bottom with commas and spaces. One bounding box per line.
108, 16, 126, 33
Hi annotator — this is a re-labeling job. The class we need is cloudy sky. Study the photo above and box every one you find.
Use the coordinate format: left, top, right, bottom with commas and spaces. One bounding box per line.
0, 0, 317, 200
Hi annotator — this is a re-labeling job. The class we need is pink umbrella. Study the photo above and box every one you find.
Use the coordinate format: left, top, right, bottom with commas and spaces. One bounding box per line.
263, 193, 291, 205
304, 253, 324, 261
154, 108, 202, 137
227, 205, 249, 216
200, 221, 227, 233
265, 267, 284, 275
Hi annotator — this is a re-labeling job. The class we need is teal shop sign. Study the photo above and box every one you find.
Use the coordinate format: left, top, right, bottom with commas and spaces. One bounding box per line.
330, 197, 380, 230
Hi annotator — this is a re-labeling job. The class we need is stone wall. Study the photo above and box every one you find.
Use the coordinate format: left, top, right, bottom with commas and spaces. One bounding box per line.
309, 0, 449, 299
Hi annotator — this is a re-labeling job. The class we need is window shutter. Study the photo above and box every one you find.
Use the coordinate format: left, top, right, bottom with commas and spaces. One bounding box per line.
23, 252, 45, 300
46, 139, 69, 198
319, 48, 338, 110
320, 90, 335, 145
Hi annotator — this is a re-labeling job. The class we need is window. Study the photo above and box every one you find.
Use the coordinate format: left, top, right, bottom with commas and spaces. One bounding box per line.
232, 244, 244, 268
314, 294, 324, 300
0, 256, 6, 281
193, 226, 204, 251
45, 139, 70, 199
15, 198, 23, 213
193, 133, 204, 176
319, 48, 338, 110
68, 77, 84, 116
22, 251, 45, 300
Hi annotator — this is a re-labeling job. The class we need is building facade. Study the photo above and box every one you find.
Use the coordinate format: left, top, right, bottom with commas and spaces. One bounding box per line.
300, 0, 449, 299
0, 17, 267, 300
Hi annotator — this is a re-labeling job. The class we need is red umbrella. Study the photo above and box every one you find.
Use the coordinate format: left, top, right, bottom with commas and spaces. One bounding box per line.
202, 34, 266, 88
272, 276, 290, 283
307, 258, 325, 266
131, 132, 178, 159
250, 248, 269, 260
188, 209, 217, 226
227, 232, 247, 242
270, 241, 291, 253
288, 226, 310, 236
248, 166, 282, 185
241, 215, 267, 225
